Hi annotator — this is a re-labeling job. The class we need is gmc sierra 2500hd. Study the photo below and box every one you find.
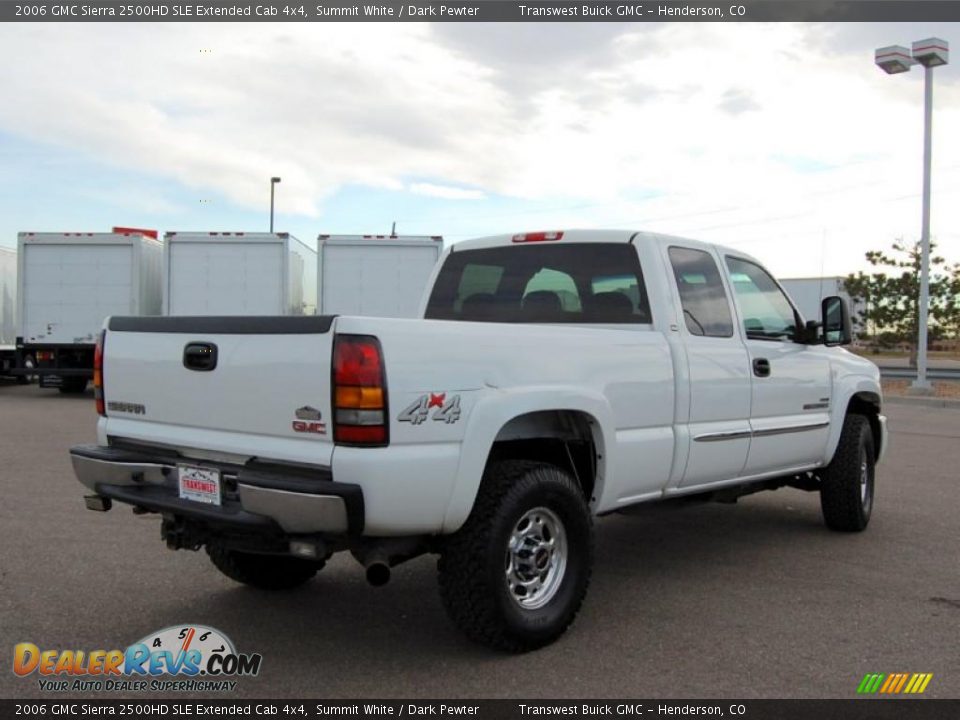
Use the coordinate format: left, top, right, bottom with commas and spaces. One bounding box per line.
70, 229, 886, 651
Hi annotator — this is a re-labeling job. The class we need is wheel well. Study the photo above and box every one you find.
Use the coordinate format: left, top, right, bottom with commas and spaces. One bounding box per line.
487, 410, 599, 502
848, 392, 881, 460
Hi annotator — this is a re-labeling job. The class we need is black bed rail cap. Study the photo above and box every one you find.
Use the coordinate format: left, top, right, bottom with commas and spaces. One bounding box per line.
107, 315, 337, 334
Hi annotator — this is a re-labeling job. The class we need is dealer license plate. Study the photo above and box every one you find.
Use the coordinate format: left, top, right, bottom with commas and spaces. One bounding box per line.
178, 465, 221, 506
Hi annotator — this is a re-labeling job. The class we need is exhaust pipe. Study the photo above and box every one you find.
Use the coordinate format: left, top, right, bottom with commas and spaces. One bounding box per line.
84, 495, 112, 512
354, 538, 428, 586
365, 561, 391, 587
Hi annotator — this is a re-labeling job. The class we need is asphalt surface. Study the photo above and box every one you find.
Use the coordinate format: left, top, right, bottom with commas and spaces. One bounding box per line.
1, 382, 958, 699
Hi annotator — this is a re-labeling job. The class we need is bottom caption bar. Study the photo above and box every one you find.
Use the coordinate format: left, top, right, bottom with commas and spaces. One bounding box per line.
3, 700, 959, 720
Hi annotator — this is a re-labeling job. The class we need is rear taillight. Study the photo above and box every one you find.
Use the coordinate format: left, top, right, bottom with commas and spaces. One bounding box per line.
94, 330, 105, 416
332, 335, 388, 446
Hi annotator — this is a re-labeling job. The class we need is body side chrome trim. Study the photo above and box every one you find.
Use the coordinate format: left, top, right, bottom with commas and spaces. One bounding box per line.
751, 420, 830, 438
694, 420, 829, 443
692, 429, 752, 443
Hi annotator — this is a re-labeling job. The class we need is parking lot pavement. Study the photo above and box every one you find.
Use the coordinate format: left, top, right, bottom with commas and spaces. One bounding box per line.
1, 382, 958, 700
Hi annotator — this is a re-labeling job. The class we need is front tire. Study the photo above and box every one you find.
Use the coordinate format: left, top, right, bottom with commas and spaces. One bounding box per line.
438, 460, 593, 652
206, 544, 323, 590
820, 414, 875, 532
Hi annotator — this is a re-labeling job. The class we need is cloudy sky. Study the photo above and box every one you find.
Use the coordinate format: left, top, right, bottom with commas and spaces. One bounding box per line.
0, 21, 958, 278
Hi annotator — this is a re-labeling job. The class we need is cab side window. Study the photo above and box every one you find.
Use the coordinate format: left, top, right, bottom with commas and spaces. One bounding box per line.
668, 247, 734, 338
725, 256, 802, 342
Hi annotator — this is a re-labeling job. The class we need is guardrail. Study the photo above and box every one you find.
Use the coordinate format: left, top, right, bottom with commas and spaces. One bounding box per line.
879, 367, 960, 380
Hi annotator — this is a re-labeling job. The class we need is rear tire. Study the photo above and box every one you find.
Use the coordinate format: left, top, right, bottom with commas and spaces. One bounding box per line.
820, 414, 875, 532
206, 544, 323, 590
16, 355, 35, 385
438, 460, 593, 652
59, 378, 88, 394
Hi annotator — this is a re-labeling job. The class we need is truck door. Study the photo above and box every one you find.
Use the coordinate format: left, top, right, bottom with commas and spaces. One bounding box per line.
723, 255, 832, 475
666, 246, 752, 488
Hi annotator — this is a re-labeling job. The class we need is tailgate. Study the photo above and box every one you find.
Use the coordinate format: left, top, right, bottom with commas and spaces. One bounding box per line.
101, 316, 336, 463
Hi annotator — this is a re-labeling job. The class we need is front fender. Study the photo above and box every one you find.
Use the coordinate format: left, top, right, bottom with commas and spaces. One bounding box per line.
440, 387, 615, 533
826, 375, 883, 463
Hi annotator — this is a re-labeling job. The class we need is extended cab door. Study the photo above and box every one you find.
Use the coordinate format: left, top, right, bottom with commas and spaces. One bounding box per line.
723, 256, 832, 475
666, 246, 752, 488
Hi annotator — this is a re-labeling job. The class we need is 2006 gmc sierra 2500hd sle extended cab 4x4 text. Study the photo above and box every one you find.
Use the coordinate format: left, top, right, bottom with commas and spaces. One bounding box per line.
70, 229, 887, 651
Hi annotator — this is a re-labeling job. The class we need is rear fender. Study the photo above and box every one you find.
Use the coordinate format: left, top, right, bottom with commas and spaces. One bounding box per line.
441, 388, 613, 533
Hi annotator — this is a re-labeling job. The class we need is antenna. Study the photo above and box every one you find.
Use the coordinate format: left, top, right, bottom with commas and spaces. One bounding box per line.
819, 228, 827, 302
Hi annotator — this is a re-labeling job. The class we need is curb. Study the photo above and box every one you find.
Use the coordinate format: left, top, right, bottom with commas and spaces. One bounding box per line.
884, 395, 960, 410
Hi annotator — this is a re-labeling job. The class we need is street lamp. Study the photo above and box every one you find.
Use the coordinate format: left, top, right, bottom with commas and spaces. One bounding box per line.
269, 176, 282, 233
875, 38, 949, 394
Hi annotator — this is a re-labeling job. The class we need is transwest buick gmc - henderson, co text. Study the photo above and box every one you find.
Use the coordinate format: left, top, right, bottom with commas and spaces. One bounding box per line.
69, 229, 887, 651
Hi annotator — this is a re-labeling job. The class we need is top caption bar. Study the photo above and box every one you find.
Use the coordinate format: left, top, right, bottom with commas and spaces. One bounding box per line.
4, 1, 960, 22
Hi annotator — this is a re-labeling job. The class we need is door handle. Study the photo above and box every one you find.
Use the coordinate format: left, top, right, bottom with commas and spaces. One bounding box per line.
183, 342, 218, 372
753, 358, 770, 377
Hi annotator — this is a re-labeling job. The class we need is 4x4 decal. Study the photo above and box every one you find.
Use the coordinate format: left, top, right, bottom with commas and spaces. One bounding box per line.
398, 393, 461, 425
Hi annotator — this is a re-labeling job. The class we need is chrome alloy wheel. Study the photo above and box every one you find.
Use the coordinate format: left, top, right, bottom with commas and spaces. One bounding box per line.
505, 506, 568, 610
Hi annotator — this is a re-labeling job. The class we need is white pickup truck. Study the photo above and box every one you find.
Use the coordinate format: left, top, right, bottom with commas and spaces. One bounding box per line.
70, 229, 886, 652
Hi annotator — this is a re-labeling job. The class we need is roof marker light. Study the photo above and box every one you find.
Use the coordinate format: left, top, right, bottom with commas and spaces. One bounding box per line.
512, 231, 564, 243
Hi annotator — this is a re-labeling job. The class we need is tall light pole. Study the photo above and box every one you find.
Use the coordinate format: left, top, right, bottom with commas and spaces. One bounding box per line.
269, 176, 282, 233
875, 39, 949, 394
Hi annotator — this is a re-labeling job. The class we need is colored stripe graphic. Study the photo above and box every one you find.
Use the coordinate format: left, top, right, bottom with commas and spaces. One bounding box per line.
889, 674, 903, 693
857, 673, 885, 694
857, 673, 932, 694
907, 674, 934, 694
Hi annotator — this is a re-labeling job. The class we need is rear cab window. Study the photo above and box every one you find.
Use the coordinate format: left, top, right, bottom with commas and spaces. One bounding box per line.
425, 243, 651, 324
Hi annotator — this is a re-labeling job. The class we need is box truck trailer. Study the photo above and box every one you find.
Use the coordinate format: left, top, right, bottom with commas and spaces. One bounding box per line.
317, 234, 442, 318
0, 245, 25, 381
15, 231, 162, 393
780, 277, 863, 330
163, 232, 317, 316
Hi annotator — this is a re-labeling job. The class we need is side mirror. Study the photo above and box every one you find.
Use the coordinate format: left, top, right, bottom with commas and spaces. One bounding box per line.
821, 296, 852, 346
799, 319, 821, 345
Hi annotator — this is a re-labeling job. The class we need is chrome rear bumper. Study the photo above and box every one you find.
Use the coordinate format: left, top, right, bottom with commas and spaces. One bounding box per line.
69, 444, 363, 536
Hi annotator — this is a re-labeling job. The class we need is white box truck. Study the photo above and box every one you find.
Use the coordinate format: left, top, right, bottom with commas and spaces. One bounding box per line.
16, 230, 162, 393
780, 277, 863, 328
0, 245, 22, 380
163, 232, 317, 316
317, 234, 442, 318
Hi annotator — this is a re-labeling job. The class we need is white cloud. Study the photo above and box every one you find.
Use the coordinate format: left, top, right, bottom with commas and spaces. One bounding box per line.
0, 21, 958, 277
408, 182, 485, 200
0, 23, 507, 216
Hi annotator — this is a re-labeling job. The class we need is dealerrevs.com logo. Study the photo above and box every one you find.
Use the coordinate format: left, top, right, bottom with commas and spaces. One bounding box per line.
13, 625, 262, 693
